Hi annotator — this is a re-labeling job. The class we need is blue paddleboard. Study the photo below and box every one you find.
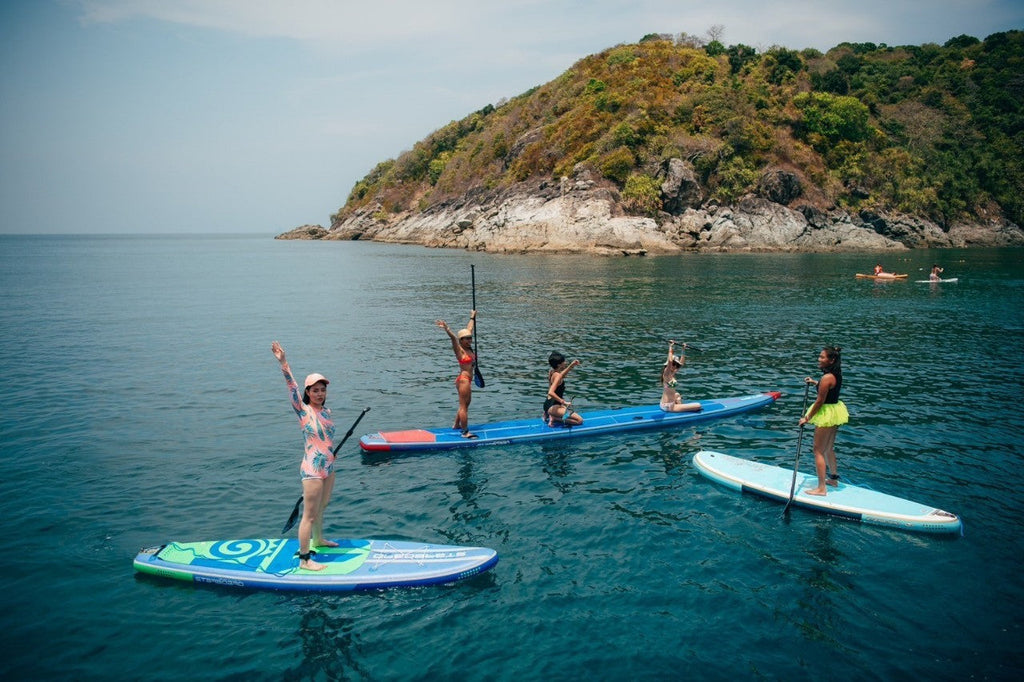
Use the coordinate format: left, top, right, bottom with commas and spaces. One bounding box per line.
133, 538, 498, 592
360, 392, 780, 452
692, 450, 962, 534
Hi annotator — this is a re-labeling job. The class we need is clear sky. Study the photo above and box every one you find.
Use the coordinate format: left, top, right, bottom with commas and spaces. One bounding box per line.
2, 1, 1021, 235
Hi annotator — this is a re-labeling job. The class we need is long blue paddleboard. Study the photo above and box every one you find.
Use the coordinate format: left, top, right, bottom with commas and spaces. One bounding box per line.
133, 538, 498, 592
692, 450, 962, 534
360, 392, 781, 453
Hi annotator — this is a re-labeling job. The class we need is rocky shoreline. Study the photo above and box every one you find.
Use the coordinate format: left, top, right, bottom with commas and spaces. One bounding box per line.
278, 163, 1024, 254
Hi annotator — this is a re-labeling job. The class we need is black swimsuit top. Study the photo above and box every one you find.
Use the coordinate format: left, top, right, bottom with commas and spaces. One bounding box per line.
823, 372, 842, 404
544, 375, 566, 409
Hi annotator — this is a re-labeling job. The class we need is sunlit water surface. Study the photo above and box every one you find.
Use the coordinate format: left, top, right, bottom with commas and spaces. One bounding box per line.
0, 235, 1021, 680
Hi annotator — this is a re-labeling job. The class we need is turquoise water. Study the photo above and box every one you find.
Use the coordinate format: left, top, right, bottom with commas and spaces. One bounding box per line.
0, 235, 1021, 680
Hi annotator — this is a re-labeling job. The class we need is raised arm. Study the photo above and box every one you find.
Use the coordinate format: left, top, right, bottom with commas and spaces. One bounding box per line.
547, 359, 581, 400
271, 341, 303, 414
436, 310, 476, 359
436, 319, 461, 355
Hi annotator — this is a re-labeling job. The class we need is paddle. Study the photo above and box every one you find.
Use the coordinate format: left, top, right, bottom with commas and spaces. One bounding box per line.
662, 338, 703, 352
281, 407, 371, 534
471, 264, 485, 388
782, 381, 812, 516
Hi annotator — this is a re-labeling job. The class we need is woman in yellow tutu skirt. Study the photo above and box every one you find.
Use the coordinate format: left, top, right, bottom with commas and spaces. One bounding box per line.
798, 346, 849, 496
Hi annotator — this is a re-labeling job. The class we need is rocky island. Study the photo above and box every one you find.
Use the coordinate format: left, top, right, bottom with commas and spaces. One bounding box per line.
280, 31, 1024, 254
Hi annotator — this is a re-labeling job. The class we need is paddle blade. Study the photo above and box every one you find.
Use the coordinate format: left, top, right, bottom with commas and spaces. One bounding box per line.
474, 366, 485, 388
282, 495, 303, 534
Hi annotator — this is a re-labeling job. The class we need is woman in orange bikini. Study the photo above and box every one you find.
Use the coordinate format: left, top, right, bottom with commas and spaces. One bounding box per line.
436, 310, 477, 438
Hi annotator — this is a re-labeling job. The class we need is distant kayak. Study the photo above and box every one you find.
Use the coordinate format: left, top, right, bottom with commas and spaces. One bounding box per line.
855, 273, 908, 280
360, 392, 781, 453
916, 277, 959, 283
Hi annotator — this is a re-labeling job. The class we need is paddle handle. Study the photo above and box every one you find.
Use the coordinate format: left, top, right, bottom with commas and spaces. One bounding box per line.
663, 338, 702, 352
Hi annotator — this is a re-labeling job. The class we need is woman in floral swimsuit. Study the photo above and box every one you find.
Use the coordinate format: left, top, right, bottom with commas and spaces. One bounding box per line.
271, 341, 339, 571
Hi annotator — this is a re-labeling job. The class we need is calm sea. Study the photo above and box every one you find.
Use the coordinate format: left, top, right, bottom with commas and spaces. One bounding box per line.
0, 234, 1021, 681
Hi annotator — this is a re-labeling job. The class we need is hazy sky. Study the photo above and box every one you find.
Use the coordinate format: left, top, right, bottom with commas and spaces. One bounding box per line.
2, 1, 1021, 234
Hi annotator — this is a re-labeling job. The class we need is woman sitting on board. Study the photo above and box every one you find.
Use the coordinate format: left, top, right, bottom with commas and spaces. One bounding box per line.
798, 346, 849, 497
271, 341, 339, 571
930, 264, 944, 282
436, 311, 477, 438
660, 340, 702, 413
545, 352, 583, 427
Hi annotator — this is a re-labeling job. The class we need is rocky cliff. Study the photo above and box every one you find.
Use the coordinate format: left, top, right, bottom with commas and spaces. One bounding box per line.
279, 162, 1023, 254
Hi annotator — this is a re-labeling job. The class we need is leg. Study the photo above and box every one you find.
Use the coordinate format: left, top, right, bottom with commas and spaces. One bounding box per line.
669, 401, 702, 413
821, 427, 840, 486
455, 377, 472, 431
546, 404, 564, 427
313, 472, 339, 548
298, 478, 326, 570
804, 427, 829, 496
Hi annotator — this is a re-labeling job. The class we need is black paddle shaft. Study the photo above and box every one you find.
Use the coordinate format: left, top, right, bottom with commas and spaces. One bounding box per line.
782, 382, 812, 515
471, 265, 485, 388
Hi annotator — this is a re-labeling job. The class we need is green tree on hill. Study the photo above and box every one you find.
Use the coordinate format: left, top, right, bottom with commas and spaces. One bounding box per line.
332, 30, 1024, 229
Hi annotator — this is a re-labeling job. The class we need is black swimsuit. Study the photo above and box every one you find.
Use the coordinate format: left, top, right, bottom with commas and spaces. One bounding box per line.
823, 372, 842, 403
544, 380, 565, 413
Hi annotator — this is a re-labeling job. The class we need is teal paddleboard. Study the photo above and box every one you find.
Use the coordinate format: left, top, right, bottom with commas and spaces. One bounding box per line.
692, 450, 962, 534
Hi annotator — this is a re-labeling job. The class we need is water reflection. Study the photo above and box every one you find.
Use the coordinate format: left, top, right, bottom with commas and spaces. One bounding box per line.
792, 523, 851, 650
284, 600, 369, 681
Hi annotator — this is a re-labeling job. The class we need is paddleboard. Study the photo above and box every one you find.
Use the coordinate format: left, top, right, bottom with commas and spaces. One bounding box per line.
915, 278, 959, 283
692, 450, 962, 534
855, 273, 909, 280
133, 538, 498, 592
360, 392, 781, 452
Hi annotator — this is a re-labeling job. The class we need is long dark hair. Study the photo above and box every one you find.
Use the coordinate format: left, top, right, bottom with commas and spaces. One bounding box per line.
822, 345, 842, 377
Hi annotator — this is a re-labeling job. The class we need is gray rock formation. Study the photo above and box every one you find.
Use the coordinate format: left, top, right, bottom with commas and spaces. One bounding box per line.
278, 157, 1024, 254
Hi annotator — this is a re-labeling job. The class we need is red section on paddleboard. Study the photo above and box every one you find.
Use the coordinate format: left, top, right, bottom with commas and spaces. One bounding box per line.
765, 391, 782, 401
381, 429, 437, 443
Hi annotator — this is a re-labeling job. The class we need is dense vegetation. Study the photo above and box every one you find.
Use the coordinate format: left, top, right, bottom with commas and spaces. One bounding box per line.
333, 30, 1023, 229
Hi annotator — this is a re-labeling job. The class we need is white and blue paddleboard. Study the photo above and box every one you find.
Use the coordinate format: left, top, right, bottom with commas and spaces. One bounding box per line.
134, 538, 498, 592
915, 277, 959, 283
692, 450, 962, 534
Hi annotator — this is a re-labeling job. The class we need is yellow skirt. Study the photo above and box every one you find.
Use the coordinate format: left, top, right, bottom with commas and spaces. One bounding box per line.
807, 401, 849, 428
